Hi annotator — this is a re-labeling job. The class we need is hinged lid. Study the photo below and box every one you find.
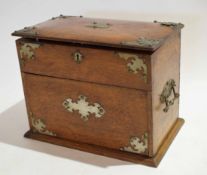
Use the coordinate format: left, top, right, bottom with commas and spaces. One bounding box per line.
12, 15, 184, 51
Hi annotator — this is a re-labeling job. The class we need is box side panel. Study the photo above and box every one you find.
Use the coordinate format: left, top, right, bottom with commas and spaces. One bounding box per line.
147, 91, 153, 157
151, 31, 181, 155
15, 39, 33, 130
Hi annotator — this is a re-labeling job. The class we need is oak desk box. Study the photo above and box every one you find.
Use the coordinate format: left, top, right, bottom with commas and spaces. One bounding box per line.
12, 15, 184, 167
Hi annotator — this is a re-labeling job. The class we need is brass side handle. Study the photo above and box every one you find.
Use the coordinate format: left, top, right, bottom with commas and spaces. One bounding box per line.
160, 79, 179, 112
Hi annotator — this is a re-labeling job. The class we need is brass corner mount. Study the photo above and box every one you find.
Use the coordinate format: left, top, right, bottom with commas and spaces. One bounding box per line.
154, 20, 184, 29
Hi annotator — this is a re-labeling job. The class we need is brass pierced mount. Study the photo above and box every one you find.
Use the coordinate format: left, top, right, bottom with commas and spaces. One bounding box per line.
86, 22, 111, 29
121, 37, 162, 48
63, 95, 105, 121
120, 132, 148, 155
160, 79, 179, 112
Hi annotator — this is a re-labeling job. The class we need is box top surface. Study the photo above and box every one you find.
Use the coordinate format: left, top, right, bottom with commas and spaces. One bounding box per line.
12, 15, 184, 51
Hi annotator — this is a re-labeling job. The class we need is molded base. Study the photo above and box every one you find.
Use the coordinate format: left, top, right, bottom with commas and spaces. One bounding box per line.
24, 118, 184, 167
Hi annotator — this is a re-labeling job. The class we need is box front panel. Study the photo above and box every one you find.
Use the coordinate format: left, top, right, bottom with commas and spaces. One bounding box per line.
22, 73, 150, 156
16, 39, 151, 91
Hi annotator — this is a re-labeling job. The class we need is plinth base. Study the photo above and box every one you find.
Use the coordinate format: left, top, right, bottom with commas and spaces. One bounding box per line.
24, 118, 184, 167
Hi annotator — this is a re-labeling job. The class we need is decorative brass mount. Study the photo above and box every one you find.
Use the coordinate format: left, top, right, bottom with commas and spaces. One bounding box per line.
63, 95, 105, 121
121, 37, 162, 48
19, 42, 40, 65
154, 20, 184, 29
51, 14, 83, 20
51, 14, 68, 20
160, 79, 179, 112
86, 22, 111, 29
29, 112, 56, 136
117, 52, 147, 83
120, 132, 148, 154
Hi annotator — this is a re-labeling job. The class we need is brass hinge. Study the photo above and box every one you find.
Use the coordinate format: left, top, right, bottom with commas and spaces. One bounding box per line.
50, 14, 81, 20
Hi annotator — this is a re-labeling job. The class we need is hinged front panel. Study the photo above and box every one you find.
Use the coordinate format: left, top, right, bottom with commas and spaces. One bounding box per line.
16, 39, 151, 91
23, 73, 150, 156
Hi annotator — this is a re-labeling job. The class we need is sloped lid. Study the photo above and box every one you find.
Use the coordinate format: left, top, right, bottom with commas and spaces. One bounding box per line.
12, 15, 184, 51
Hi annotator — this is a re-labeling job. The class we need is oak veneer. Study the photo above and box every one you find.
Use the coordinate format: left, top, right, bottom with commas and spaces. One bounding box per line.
12, 15, 184, 167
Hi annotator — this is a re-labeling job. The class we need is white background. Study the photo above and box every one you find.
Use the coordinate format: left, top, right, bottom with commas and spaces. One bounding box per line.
0, 0, 207, 174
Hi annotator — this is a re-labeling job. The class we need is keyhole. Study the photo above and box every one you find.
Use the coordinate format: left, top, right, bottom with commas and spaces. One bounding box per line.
76, 54, 80, 61
73, 52, 83, 63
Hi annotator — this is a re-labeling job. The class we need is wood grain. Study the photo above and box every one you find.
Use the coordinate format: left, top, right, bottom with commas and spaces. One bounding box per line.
17, 39, 151, 91
22, 73, 149, 155
12, 16, 185, 167
12, 16, 176, 51
151, 31, 181, 154
24, 118, 184, 167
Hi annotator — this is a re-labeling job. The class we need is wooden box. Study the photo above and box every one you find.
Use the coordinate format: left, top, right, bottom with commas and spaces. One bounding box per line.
12, 15, 184, 167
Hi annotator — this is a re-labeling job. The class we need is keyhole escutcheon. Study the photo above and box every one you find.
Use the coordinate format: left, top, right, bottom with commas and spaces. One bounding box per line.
73, 51, 83, 63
